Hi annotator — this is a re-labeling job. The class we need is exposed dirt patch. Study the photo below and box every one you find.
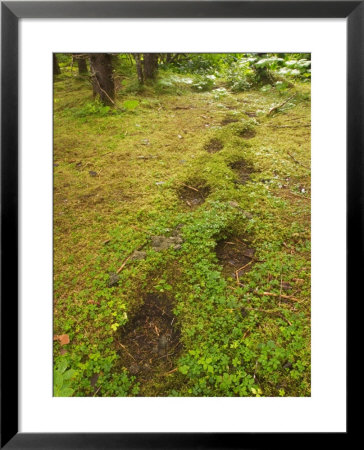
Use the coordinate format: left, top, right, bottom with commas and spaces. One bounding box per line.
177, 181, 210, 209
79, 188, 104, 205
244, 111, 257, 118
229, 159, 255, 185
221, 117, 239, 126
204, 138, 224, 153
173, 105, 193, 110
117, 293, 181, 395
238, 129, 256, 139
216, 236, 256, 282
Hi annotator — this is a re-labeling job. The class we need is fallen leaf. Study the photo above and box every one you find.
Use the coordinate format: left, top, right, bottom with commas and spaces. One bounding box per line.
54, 334, 70, 346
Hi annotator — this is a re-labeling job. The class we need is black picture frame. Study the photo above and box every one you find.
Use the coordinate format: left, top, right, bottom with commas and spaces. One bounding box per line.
1, 1, 358, 448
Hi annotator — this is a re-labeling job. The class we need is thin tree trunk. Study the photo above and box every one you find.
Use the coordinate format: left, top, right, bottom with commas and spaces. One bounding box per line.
53, 54, 61, 76
89, 53, 115, 106
133, 53, 144, 84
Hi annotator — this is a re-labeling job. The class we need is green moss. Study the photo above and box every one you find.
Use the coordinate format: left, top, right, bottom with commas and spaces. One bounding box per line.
54, 68, 311, 397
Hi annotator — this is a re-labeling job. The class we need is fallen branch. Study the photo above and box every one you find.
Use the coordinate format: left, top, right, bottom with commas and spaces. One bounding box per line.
235, 237, 253, 246
118, 342, 136, 361
262, 291, 303, 304
287, 151, 310, 170
164, 367, 178, 376
235, 261, 253, 285
93, 385, 102, 397
267, 94, 296, 116
116, 242, 147, 274
116, 253, 134, 274
180, 183, 199, 192
236, 261, 253, 274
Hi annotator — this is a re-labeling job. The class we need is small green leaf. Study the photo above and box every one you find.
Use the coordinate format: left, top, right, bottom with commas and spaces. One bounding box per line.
179, 365, 189, 375
58, 387, 74, 397
54, 371, 63, 389
57, 359, 68, 374
62, 369, 76, 381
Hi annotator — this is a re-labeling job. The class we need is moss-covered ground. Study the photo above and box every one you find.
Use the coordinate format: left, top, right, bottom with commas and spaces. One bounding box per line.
54, 68, 311, 397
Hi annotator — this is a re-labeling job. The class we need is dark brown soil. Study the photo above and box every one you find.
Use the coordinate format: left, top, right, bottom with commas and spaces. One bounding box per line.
244, 111, 257, 118
229, 159, 255, 185
116, 293, 181, 395
177, 182, 210, 208
216, 236, 255, 281
204, 138, 224, 153
238, 129, 256, 139
221, 117, 239, 126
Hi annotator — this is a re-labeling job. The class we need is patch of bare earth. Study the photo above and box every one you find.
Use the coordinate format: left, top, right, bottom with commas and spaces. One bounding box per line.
229, 159, 255, 185
238, 129, 256, 139
204, 138, 224, 153
116, 293, 182, 395
220, 117, 239, 126
177, 181, 210, 209
216, 236, 256, 283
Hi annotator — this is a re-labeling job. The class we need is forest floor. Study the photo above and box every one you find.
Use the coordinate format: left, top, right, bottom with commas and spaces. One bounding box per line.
54, 72, 311, 397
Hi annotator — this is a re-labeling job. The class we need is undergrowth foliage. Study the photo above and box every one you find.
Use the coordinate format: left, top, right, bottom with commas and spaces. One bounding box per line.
53, 53, 311, 397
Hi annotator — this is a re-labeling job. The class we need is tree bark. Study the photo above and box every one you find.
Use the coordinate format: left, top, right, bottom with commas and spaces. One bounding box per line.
74, 55, 88, 75
143, 53, 158, 80
133, 53, 144, 84
89, 53, 115, 106
53, 54, 61, 76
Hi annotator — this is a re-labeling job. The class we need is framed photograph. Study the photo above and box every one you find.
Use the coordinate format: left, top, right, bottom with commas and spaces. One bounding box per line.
1, 1, 357, 447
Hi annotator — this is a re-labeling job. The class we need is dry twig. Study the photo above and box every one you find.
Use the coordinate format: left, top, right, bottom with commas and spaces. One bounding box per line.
116, 253, 133, 274
118, 342, 136, 361
287, 151, 310, 170
164, 367, 178, 375
262, 291, 303, 303
93, 385, 102, 397
268, 94, 296, 116
116, 243, 147, 274
180, 183, 199, 192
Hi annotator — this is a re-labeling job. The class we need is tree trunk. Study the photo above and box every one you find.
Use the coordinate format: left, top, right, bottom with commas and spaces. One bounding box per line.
133, 53, 144, 84
143, 53, 158, 80
53, 54, 61, 76
89, 53, 115, 106
75, 56, 88, 75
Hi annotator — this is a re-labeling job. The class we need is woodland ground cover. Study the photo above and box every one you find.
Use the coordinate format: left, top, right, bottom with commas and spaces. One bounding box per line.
54, 54, 311, 397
